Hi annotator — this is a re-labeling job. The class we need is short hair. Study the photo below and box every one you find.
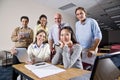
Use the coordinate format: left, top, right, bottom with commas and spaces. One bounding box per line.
75, 7, 86, 14
20, 16, 29, 22
60, 26, 77, 44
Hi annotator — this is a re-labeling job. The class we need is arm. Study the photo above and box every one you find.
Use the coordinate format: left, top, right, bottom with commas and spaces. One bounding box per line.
11, 27, 19, 42
27, 44, 35, 64
26, 29, 34, 44
62, 44, 82, 68
88, 19, 102, 57
51, 46, 62, 65
43, 44, 51, 62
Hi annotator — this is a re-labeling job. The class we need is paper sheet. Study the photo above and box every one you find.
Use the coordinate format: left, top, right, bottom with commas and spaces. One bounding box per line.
25, 62, 65, 78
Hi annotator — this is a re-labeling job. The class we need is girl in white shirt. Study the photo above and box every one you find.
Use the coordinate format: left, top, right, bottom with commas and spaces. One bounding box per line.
27, 30, 50, 64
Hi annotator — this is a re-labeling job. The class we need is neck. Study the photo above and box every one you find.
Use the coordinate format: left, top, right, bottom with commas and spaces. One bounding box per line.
41, 24, 46, 29
36, 41, 42, 47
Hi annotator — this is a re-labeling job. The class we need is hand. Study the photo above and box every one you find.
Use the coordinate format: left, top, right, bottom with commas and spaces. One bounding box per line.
87, 47, 96, 57
18, 34, 25, 40
64, 40, 73, 47
26, 59, 35, 65
87, 51, 93, 58
59, 41, 64, 48
10, 48, 17, 55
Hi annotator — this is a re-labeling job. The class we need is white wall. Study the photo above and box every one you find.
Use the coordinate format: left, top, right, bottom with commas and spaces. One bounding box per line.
0, 0, 76, 50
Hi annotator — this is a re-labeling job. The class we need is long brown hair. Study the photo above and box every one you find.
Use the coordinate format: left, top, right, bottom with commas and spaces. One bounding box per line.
33, 30, 48, 44
60, 27, 77, 44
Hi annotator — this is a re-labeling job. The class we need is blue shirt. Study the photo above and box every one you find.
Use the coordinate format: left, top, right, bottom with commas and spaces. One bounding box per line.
48, 23, 69, 45
75, 18, 102, 49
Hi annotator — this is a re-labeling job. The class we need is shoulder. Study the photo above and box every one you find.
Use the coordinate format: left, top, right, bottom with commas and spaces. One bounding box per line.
87, 18, 97, 23
43, 43, 50, 47
75, 21, 80, 25
28, 27, 33, 30
14, 27, 20, 30
28, 43, 34, 48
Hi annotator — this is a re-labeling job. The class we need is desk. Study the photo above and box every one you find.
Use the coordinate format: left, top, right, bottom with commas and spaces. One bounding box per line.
12, 64, 90, 80
99, 48, 110, 53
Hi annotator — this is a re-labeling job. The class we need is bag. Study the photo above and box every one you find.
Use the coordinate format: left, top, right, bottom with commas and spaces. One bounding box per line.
0, 50, 13, 66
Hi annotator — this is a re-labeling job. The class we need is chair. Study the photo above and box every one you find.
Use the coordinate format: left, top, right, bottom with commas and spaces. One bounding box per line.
110, 44, 120, 53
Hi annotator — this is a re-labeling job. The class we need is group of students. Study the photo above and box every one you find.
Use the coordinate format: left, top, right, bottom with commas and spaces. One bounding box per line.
11, 7, 102, 80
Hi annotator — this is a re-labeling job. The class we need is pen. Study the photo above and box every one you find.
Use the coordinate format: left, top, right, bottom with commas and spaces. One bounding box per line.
34, 62, 46, 66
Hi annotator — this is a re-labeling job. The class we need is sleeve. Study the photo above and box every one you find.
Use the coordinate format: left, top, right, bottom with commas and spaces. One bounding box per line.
91, 19, 102, 40
11, 27, 19, 42
51, 46, 63, 65
62, 44, 82, 68
44, 44, 51, 60
27, 44, 34, 61
48, 26, 53, 41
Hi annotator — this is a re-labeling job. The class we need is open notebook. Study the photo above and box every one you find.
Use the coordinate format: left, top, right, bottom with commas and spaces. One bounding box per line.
25, 62, 65, 78
70, 52, 120, 80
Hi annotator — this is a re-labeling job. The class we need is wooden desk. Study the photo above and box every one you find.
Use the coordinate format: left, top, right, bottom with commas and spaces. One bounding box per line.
12, 64, 90, 80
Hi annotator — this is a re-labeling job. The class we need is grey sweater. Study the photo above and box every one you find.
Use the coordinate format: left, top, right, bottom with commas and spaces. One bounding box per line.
52, 44, 83, 69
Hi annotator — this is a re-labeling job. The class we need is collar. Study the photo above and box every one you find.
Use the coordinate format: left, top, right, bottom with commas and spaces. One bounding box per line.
33, 43, 44, 48
20, 26, 29, 29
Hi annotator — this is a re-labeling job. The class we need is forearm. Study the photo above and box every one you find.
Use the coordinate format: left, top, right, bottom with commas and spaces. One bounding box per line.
62, 46, 71, 68
62, 44, 82, 68
91, 38, 101, 50
48, 39, 54, 52
51, 47, 62, 64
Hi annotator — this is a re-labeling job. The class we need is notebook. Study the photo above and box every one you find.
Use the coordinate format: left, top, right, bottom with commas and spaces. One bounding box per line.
70, 52, 120, 80
15, 48, 28, 62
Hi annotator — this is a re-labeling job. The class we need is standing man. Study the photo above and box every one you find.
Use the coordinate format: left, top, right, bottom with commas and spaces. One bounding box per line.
75, 7, 102, 70
11, 16, 33, 49
11, 16, 33, 80
48, 13, 69, 52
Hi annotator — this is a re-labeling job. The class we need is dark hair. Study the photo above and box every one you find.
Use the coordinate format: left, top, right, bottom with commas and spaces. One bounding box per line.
60, 26, 77, 44
20, 16, 29, 22
75, 7, 86, 14
37, 14, 47, 25
33, 30, 48, 44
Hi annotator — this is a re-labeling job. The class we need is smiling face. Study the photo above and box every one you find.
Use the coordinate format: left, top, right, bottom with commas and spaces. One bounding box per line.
60, 29, 71, 43
75, 9, 86, 22
40, 17, 47, 26
36, 32, 46, 44
21, 18, 29, 27
54, 13, 62, 26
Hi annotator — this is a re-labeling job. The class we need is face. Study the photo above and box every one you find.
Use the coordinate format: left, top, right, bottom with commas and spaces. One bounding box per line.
54, 14, 62, 25
40, 17, 47, 26
36, 32, 46, 43
21, 18, 29, 27
60, 29, 71, 43
76, 9, 86, 22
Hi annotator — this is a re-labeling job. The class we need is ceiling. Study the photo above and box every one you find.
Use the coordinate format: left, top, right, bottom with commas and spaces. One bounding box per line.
36, 0, 120, 30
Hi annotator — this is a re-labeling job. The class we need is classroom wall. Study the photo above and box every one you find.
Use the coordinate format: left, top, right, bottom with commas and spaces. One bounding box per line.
0, 0, 76, 50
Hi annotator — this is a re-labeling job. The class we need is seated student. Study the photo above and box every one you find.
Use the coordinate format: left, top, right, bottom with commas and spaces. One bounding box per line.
52, 27, 83, 69
27, 30, 50, 64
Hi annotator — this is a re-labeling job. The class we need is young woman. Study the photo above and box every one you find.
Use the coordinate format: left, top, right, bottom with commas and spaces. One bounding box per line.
34, 14, 48, 35
27, 30, 50, 64
52, 27, 83, 69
